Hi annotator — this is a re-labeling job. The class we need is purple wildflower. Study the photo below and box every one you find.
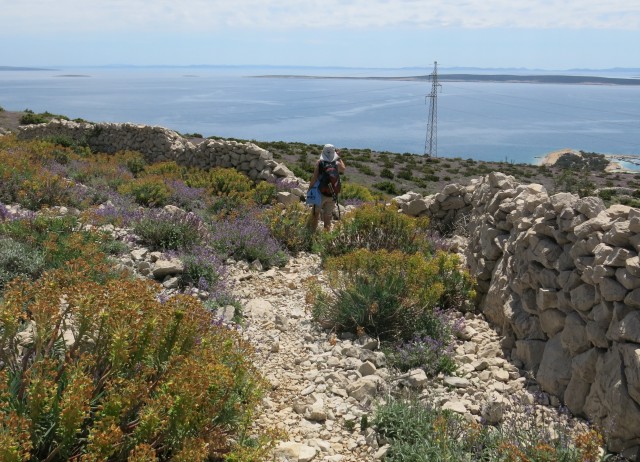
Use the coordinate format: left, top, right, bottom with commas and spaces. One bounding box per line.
208, 209, 287, 268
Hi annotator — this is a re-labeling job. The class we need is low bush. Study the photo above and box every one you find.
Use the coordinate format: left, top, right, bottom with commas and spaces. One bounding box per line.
373, 397, 607, 462
316, 203, 433, 258
372, 181, 399, 195
186, 166, 252, 196
118, 175, 172, 207
0, 237, 45, 291
0, 215, 123, 279
0, 264, 269, 461
339, 183, 375, 203
397, 169, 413, 181
380, 168, 394, 179
174, 245, 236, 305
263, 202, 315, 254
209, 210, 288, 268
0, 141, 86, 210
141, 160, 183, 179
311, 249, 473, 340
166, 180, 209, 211
253, 180, 278, 206
42, 135, 91, 156
384, 330, 457, 376
16, 171, 81, 210
132, 208, 206, 251
19, 109, 69, 125
357, 164, 375, 176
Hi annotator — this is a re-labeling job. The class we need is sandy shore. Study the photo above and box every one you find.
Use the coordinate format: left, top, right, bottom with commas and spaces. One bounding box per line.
537, 148, 631, 173
537, 148, 581, 166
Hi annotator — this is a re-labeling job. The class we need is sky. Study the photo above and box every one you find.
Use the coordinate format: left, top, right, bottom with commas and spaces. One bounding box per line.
2, 0, 639, 70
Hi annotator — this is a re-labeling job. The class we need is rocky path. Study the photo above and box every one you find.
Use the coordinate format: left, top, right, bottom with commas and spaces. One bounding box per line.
230, 253, 587, 462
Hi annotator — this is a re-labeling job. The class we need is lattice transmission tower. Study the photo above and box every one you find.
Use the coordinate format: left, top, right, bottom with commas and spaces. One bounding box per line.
424, 61, 441, 157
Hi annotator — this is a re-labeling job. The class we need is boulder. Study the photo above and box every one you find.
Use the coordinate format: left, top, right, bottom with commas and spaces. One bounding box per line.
622, 344, 640, 405
584, 347, 640, 452
570, 283, 599, 312
575, 196, 606, 219
514, 339, 546, 373
561, 312, 591, 356
152, 258, 184, 278
347, 375, 382, 401
537, 334, 572, 399
274, 442, 317, 462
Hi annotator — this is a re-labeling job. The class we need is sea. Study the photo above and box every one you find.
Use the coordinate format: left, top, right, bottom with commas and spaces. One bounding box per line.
1, 66, 639, 168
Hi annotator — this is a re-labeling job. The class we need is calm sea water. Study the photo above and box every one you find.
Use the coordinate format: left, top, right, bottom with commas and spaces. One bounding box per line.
1, 66, 639, 166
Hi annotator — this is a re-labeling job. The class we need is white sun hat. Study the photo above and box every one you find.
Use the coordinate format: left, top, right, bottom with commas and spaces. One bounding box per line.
320, 144, 337, 162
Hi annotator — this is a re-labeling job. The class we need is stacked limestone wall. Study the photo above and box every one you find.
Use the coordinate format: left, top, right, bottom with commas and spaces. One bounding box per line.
396, 172, 640, 454
17, 119, 307, 200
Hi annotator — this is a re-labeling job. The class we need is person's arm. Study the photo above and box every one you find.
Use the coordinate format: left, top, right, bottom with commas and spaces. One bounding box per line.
309, 161, 320, 188
337, 158, 346, 173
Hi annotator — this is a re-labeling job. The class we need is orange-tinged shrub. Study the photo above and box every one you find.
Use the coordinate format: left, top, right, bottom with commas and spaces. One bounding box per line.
0, 264, 268, 461
118, 175, 173, 207
185, 166, 252, 196
142, 161, 184, 180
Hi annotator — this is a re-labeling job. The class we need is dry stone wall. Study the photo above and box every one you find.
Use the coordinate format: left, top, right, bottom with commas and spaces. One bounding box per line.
395, 172, 640, 454
17, 119, 307, 200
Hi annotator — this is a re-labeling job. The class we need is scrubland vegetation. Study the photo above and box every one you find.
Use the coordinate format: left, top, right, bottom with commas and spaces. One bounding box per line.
0, 126, 617, 460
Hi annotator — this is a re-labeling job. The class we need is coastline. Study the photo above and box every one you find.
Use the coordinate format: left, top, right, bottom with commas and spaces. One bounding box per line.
537, 148, 640, 173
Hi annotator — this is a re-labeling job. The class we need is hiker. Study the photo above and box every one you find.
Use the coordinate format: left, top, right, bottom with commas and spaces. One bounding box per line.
307, 144, 346, 232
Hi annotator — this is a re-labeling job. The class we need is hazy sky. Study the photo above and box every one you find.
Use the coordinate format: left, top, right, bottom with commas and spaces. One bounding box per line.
2, 0, 639, 69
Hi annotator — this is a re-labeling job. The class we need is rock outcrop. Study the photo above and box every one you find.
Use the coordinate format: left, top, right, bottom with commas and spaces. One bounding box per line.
395, 172, 640, 453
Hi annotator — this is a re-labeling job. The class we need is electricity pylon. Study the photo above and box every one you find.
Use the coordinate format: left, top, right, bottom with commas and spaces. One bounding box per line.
424, 61, 441, 157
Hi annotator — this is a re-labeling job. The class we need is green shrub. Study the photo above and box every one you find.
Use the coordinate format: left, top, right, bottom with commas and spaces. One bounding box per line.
209, 211, 288, 268
16, 171, 80, 210
339, 183, 375, 202
19, 110, 69, 125
186, 166, 252, 196
290, 164, 312, 181
141, 160, 182, 179
357, 164, 375, 176
132, 209, 205, 251
384, 331, 457, 376
1, 215, 121, 279
310, 249, 474, 341
19, 111, 50, 125
263, 202, 315, 254
118, 175, 172, 207
0, 264, 269, 461
177, 246, 236, 306
0, 237, 45, 291
119, 151, 147, 176
316, 203, 433, 258
380, 168, 394, 179
373, 397, 606, 462
42, 135, 90, 156
598, 189, 615, 201
373, 181, 399, 195
253, 180, 278, 205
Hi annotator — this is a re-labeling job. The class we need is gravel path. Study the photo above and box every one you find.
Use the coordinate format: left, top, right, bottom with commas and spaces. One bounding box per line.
230, 253, 591, 462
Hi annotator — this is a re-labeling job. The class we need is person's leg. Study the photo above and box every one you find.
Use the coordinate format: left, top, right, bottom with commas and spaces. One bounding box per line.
321, 196, 335, 231
308, 205, 320, 231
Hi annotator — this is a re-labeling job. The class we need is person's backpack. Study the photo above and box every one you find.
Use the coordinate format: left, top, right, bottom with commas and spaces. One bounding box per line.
318, 160, 341, 197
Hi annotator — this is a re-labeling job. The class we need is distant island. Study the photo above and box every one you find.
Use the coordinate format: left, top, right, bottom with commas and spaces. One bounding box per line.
254, 74, 640, 86
0, 65, 56, 71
